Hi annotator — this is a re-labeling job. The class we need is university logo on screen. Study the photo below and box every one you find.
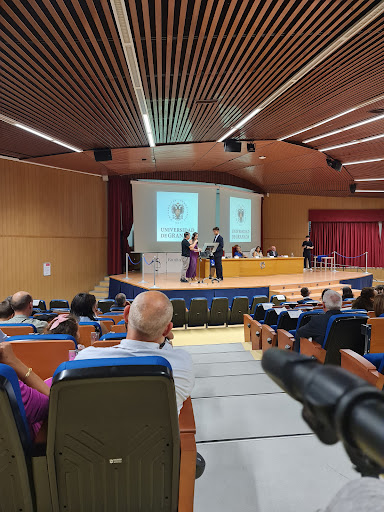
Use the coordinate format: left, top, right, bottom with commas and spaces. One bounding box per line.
157, 192, 198, 241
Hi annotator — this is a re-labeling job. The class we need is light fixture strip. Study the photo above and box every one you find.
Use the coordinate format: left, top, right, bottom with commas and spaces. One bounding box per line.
217, 3, 384, 144
344, 158, 384, 165
354, 177, 384, 182
355, 190, 384, 193
320, 133, 384, 152
303, 114, 384, 143
13, 122, 82, 152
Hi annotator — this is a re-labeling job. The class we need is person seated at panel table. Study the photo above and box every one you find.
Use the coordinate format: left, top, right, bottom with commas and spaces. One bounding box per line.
297, 287, 313, 304
233, 245, 247, 258
0, 299, 14, 321
1, 291, 48, 334
267, 246, 278, 257
70, 293, 108, 336
342, 286, 354, 301
250, 245, 263, 258
352, 287, 376, 312
294, 290, 342, 352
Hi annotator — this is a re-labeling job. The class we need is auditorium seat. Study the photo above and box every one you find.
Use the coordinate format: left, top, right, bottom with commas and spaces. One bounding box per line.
261, 310, 302, 352
270, 294, 286, 306
228, 296, 249, 325
47, 356, 189, 511
7, 333, 78, 348
253, 302, 274, 321
300, 313, 368, 365
93, 340, 120, 347
0, 323, 36, 336
208, 297, 229, 326
340, 349, 384, 389
277, 310, 324, 351
99, 332, 126, 341
49, 299, 69, 309
243, 313, 262, 349
95, 316, 115, 332
0, 363, 34, 511
110, 306, 127, 311
78, 322, 99, 347
10, 340, 76, 380
97, 299, 115, 313
249, 295, 268, 315
110, 324, 126, 333
33, 299, 47, 311
361, 317, 384, 354
188, 298, 209, 327
171, 298, 188, 328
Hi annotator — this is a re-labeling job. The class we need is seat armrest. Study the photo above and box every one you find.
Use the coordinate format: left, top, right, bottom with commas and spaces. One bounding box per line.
340, 349, 384, 389
277, 329, 294, 351
179, 397, 196, 434
243, 314, 252, 342
261, 324, 277, 352
300, 338, 326, 363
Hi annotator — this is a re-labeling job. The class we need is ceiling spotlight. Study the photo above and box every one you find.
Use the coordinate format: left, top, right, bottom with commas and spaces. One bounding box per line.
259, 155, 267, 160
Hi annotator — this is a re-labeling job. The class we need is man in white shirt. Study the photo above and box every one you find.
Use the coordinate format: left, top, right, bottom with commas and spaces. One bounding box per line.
2, 291, 48, 334
75, 290, 194, 413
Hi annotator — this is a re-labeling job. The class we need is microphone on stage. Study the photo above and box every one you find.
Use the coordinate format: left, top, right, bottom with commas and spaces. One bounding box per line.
262, 349, 384, 475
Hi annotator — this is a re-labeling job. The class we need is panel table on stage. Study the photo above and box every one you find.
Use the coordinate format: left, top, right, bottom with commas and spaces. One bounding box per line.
199, 257, 304, 278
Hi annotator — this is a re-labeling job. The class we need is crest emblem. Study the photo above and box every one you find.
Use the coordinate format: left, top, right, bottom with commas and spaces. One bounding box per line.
260, 261, 266, 269
168, 199, 188, 222
172, 203, 184, 220
238, 208, 244, 223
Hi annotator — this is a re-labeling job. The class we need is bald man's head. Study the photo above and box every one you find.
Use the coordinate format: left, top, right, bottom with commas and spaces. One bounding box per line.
127, 291, 173, 341
11, 291, 33, 315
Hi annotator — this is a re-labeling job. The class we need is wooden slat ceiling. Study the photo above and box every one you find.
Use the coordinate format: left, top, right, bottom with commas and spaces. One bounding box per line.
1, 0, 384, 197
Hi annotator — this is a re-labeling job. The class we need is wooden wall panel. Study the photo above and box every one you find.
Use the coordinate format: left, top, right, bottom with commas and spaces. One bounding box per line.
0, 158, 107, 302
263, 194, 384, 256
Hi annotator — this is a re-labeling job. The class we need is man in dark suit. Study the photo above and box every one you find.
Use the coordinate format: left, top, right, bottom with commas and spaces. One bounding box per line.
212, 227, 224, 280
267, 246, 278, 257
294, 290, 342, 352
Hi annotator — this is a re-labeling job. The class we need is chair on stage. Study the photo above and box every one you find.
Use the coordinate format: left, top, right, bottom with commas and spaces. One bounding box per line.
46, 356, 194, 512
208, 297, 229, 326
228, 297, 249, 325
300, 313, 368, 365
340, 349, 384, 389
188, 298, 209, 327
171, 298, 188, 328
277, 310, 324, 351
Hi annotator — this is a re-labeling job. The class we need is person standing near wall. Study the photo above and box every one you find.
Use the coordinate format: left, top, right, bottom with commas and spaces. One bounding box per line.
302, 235, 314, 270
180, 232, 191, 282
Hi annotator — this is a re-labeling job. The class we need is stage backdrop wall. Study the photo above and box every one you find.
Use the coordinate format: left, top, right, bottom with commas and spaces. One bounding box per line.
0, 158, 107, 302
263, 194, 384, 262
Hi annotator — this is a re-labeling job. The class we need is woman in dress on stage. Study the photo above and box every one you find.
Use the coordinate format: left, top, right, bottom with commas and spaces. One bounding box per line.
186, 232, 200, 280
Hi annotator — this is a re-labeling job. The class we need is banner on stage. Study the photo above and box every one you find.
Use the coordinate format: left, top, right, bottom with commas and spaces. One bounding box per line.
157, 191, 198, 242
230, 196, 251, 243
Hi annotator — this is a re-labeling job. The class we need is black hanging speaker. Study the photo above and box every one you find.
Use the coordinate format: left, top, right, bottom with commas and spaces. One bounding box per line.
224, 139, 242, 152
94, 148, 112, 161
247, 143, 255, 152
349, 183, 357, 194
326, 158, 342, 172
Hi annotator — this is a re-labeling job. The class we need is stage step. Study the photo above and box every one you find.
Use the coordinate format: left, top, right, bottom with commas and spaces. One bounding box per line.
89, 276, 111, 299
272, 279, 340, 291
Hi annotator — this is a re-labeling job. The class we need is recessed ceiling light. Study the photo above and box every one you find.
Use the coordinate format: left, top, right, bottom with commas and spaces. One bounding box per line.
13, 122, 82, 152
355, 190, 384, 193
320, 133, 384, 152
344, 158, 384, 165
303, 114, 384, 143
259, 155, 267, 159
217, 108, 261, 143
354, 177, 384, 182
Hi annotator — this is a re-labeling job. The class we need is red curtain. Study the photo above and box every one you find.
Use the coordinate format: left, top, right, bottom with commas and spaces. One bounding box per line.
107, 177, 134, 275
311, 222, 383, 268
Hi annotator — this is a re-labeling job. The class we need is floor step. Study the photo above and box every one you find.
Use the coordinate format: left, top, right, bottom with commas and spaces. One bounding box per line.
94, 284, 109, 292
273, 280, 340, 291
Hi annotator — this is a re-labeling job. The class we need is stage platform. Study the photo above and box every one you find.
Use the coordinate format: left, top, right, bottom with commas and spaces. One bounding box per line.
108, 270, 372, 306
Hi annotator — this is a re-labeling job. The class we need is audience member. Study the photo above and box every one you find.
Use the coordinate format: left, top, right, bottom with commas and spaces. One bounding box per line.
374, 284, 384, 295
321, 288, 331, 299
250, 246, 263, 258
115, 293, 128, 308
1, 292, 48, 334
0, 299, 14, 320
294, 290, 342, 352
373, 294, 384, 317
0, 342, 50, 440
70, 293, 108, 335
233, 245, 246, 258
45, 314, 80, 341
342, 286, 354, 301
75, 291, 194, 413
298, 287, 312, 304
267, 246, 278, 257
352, 287, 376, 312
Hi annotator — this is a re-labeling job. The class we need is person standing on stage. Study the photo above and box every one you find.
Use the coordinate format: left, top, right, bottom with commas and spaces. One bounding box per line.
302, 235, 314, 270
186, 232, 200, 281
180, 232, 191, 282
212, 227, 224, 281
